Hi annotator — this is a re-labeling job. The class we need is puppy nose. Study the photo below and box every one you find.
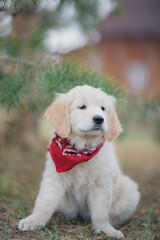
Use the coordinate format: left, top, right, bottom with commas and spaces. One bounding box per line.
93, 115, 104, 124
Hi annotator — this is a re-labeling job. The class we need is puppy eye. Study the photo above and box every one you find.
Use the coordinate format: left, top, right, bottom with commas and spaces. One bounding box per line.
101, 106, 105, 111
79, 105, 86, 110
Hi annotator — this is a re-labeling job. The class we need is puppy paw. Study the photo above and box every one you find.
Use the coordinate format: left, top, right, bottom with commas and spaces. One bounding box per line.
106, 229, 124, 239
95, 224, 124, 239
18, 214, 44, 231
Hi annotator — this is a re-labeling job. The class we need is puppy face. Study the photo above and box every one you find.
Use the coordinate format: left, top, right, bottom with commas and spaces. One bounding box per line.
44, 85, 122, 142
69, 88, 109, 136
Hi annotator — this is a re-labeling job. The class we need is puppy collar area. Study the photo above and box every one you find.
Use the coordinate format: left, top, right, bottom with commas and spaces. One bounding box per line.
47, 134, 104, 173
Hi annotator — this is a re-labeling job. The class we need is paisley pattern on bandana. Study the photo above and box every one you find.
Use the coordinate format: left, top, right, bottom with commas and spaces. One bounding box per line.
47, 134, 104, 173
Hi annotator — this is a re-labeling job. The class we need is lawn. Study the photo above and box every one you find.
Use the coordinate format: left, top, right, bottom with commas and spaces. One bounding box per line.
0, 118, 160, 240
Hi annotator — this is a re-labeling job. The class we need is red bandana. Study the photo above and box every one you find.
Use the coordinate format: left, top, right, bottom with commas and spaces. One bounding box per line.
47, 135, 104, 173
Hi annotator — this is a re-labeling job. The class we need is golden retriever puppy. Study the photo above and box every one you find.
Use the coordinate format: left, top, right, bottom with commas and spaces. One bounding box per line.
18, 85, 140, 239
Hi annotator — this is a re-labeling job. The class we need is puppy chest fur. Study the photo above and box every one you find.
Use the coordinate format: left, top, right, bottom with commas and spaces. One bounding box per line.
55, 142, 115, 218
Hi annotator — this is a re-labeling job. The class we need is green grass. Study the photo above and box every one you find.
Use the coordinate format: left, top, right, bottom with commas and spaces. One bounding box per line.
0, 115, 160, 239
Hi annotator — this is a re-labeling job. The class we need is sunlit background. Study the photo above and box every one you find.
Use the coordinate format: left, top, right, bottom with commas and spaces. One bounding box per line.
0, 0, 160, 239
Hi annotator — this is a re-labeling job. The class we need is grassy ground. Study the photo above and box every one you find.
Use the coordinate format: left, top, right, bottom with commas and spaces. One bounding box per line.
0, 123, 160, 239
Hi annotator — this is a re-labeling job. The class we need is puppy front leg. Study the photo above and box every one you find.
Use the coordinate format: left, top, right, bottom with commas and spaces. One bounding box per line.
18, 176, 65, 231
88, 187, 124, 239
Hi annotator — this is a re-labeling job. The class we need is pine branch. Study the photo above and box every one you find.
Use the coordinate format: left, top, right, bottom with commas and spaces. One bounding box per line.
0, 64, 36, 110
38, 59, 127, 109
0, 58, 126, 112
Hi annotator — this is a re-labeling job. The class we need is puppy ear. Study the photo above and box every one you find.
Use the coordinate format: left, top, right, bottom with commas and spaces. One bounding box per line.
44, 95, 71, 138
104, 97, 122, 142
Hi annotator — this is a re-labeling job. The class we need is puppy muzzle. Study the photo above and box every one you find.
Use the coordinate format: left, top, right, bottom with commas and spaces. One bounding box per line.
92, 115, 104, 130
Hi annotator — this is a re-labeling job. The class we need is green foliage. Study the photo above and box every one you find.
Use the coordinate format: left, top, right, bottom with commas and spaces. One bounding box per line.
0, 28, 45, 57
1, 38, 22, 57
139, 207, 154, 229
0, 59, 126, 112
0, 0, 109, 61
0, 0, 124, 115
0, 0, 40, 12
39, 59, 126, 105
0, 0, 119, 34
0, 74, 28, 110
0, 64, 36, 110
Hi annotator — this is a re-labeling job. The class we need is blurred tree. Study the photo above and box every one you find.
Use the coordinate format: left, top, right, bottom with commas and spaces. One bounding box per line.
0, 0, 124, 110
0, 0, 124, 145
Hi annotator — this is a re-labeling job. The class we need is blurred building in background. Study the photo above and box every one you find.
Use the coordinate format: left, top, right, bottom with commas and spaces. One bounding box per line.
1, 0, 159, 99
73, 0, 160, 99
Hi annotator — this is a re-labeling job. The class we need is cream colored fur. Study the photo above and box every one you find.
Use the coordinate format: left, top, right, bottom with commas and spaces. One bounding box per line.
18, 85, 140, 239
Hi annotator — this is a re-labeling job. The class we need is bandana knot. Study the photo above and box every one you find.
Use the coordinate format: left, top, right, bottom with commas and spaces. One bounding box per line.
47, 134, 104, 173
